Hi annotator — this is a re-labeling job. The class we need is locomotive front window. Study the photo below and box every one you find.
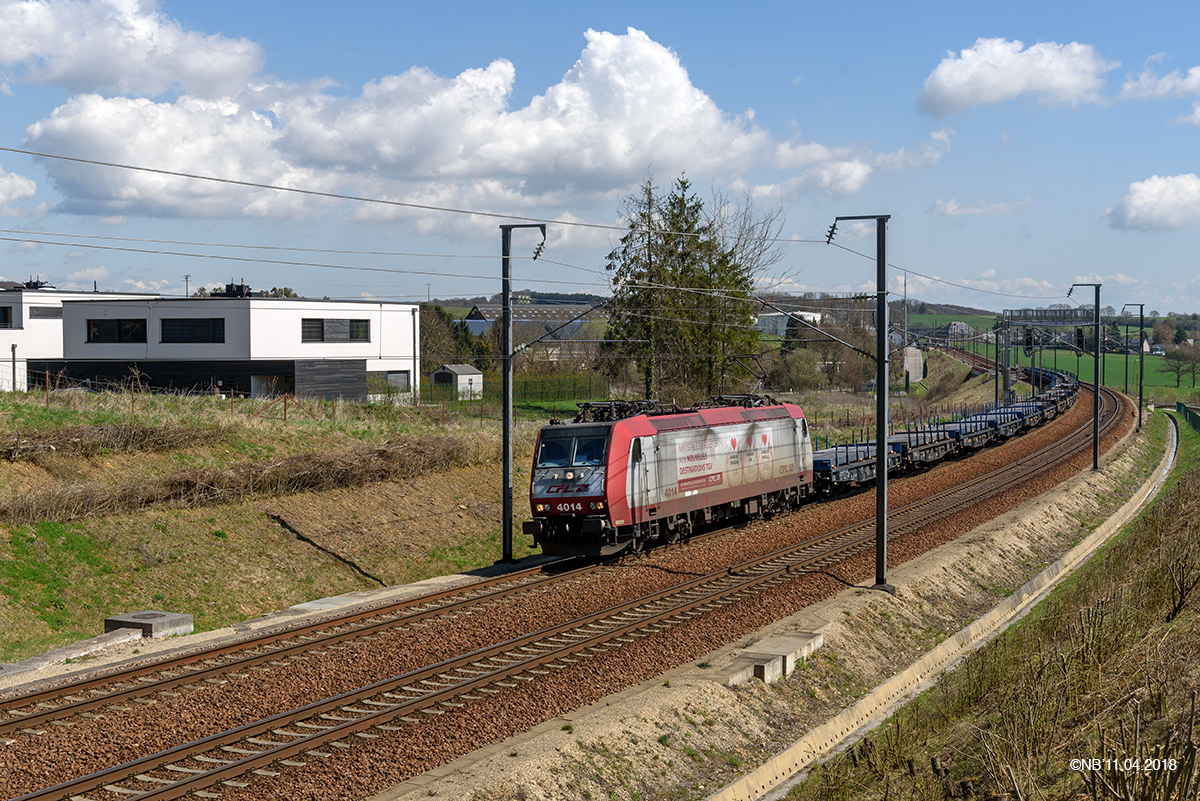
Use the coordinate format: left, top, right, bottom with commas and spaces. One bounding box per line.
536, 438, 571, 468
535, 434, 609, 468
572, 436, 607, 466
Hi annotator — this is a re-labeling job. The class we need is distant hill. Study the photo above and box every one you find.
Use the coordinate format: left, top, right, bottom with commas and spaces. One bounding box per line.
892, 300, 997, 318
431, 290, 607, 308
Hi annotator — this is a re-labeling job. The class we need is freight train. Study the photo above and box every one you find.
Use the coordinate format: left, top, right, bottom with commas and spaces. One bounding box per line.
524, 377, 1078, 556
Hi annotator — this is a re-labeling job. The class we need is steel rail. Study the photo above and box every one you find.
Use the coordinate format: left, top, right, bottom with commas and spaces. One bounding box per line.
0, 563, 570, 729
16, 387, 1123, 800
13, 521, 896, 801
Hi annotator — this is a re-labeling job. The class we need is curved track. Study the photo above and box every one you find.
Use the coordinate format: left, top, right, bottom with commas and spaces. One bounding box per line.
3, 385, 1127, 801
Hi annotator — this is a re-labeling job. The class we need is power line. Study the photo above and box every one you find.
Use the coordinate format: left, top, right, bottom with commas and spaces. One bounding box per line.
831, 242, 1063, 300
0, 234, 606, 289
4, 145, 1075, 305
0, 145, 823, 246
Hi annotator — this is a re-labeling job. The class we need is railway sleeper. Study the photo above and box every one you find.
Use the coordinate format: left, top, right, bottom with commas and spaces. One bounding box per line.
247, 737, 288, 746
220, 746, 266, 755
134, 774, 173, 785
163, 764, 204, 774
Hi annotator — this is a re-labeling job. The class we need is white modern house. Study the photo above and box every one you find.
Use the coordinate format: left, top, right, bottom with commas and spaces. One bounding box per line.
36, 296, 420, 400
1, 281, 156, 391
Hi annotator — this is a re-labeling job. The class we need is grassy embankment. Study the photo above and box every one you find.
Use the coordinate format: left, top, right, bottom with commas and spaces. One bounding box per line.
787, 411, 1200, 801
0, 391, 537, 662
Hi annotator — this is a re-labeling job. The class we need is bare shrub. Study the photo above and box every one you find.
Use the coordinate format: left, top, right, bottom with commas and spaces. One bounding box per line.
0, 433, 495, 524
2, 423, 224, 461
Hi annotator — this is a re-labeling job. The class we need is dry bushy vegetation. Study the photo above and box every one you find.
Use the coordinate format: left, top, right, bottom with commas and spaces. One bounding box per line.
2, 422, 224, 461
0, 433, 496, 525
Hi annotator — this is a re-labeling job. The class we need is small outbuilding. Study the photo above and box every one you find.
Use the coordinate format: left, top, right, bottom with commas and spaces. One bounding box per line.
431, 363, 484, 399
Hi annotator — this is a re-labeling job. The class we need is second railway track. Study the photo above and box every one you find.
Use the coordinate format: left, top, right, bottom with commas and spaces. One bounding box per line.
2, 384, 1130, 801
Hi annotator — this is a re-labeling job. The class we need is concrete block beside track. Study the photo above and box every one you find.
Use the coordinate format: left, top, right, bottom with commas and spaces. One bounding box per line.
104, 610, 194, 639
719, 630, 826, 686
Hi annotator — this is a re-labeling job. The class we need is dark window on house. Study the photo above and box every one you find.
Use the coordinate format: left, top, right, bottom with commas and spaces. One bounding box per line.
0, 306, 11, 328
301, 319, 324, 341
302, 318, 370, 342
87, 318, 147, 343
28, 306, 62, 319
161, 318, 225, 343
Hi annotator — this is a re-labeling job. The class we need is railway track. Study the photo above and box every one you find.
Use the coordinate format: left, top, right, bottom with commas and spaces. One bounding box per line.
3, 385, 1125, 801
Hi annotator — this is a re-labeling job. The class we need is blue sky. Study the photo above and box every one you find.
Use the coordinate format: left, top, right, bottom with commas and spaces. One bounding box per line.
1, 0, 1199, 315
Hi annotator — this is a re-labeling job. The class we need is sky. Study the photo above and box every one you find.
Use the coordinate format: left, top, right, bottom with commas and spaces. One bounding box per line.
1, 0, 1199, 316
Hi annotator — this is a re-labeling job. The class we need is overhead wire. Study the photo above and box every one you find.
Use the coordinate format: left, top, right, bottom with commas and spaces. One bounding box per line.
830, 241, 1063, 301
0, 234, 605, 288
0, 145, 819, 247
2, 145, 1071, 305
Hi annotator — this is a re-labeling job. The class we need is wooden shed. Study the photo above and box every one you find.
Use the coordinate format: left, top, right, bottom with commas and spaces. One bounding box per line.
431, 363, 484, 399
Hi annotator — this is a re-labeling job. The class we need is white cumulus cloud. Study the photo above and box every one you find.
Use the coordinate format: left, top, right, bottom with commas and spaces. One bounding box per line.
1119, 65, 1200, 99
931, 195, 1034, 216
918, 37, 1117, 117
25, 93, 333, 219
873, 128, 954, 170
1107, 174, 1200, 230
8, 17, 950, 226
0, 0, 263, 98
268, 28, 779, 193
0, 163, 37, 214
1177, 102, 1200, 126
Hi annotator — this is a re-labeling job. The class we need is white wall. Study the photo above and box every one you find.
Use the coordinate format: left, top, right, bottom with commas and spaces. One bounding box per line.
62, 300, 252, 360
2, 289, 154, 390
246, 299, 418, 364
60, 298, 419, 372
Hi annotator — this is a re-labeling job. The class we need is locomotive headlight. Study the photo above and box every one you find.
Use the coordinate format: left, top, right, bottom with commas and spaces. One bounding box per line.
589, 500, 606, 510
535, 503, 549, 512
565, 471, 575, 480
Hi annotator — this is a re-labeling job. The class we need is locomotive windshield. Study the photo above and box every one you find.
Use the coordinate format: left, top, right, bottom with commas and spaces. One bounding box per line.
536, 428, 609, 468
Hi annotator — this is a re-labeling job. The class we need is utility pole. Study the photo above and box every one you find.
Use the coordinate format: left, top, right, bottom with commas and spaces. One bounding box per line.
499, 224, 547, 563
183, 274, 191, 297
1071, 283, 1102, 470
831, 214, 893, 594
1123, 303, 1145, 431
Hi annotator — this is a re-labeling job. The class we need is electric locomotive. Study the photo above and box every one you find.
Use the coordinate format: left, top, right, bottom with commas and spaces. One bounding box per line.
523, 398, 815, 555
